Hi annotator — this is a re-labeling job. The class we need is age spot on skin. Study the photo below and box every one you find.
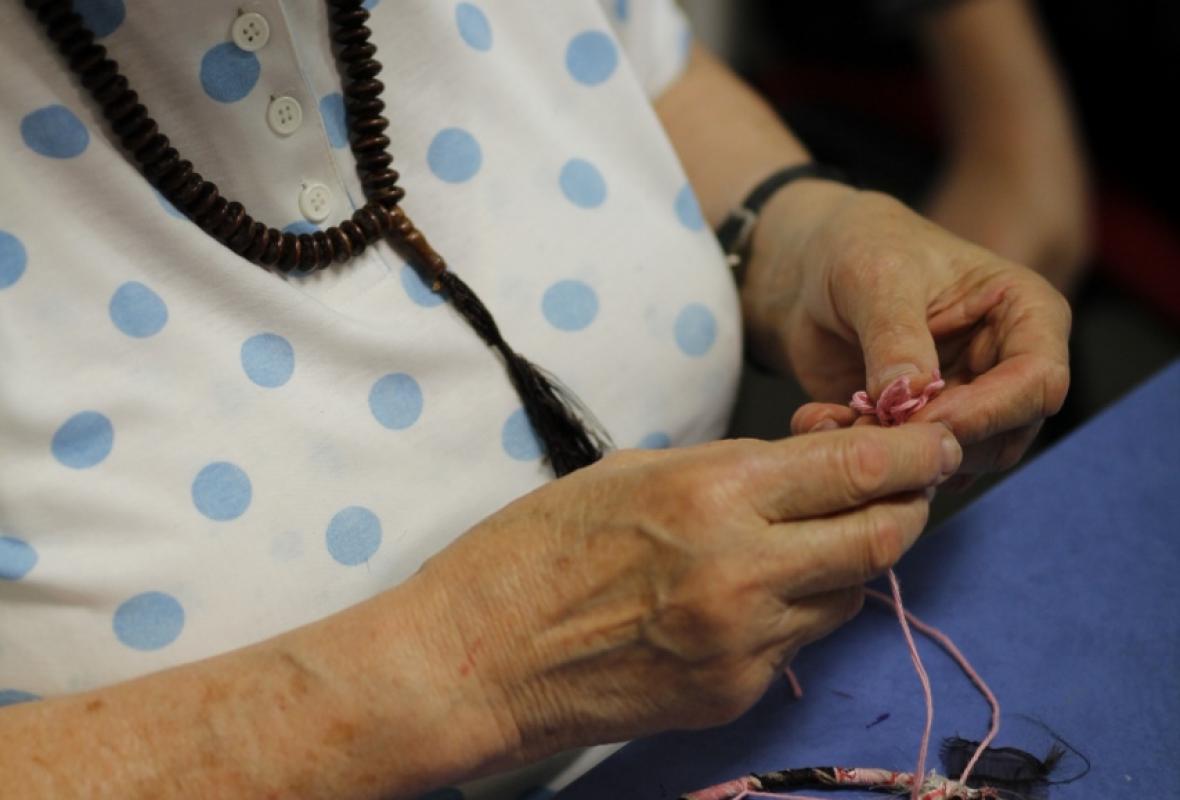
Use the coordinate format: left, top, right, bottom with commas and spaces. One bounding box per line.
324, 719, 357, 747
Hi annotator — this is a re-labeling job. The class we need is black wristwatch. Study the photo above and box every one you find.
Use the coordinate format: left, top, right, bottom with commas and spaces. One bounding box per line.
714, 162, 847, 283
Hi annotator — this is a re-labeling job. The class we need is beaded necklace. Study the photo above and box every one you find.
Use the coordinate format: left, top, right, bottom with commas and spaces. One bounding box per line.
26, 0, 611, 477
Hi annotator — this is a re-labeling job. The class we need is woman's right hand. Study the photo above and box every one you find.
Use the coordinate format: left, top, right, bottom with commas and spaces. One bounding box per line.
0, 425, 958, 800
407, 423, 961, 762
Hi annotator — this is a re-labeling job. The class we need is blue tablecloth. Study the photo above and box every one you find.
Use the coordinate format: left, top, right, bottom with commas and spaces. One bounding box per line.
558, 360, 1180, 799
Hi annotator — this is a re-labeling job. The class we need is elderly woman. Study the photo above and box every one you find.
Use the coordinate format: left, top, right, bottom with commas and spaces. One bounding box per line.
0, 1, 1069, 798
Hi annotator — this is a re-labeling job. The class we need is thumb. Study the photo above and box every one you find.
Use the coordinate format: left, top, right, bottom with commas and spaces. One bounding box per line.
848, 281, 940, 398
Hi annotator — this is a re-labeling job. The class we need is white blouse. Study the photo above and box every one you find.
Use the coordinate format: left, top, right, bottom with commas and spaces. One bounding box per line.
0, 1, 741, 795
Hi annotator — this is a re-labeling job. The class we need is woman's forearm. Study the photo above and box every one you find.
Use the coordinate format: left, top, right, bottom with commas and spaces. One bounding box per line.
0, 575, 511, 799
921, 0, 1091, 287
654, 44, 812, 230
922, 0, 1074, 157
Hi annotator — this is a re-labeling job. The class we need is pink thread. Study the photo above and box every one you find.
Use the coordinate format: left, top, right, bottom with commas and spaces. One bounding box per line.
883, 570, 936, 800
784, 666, 803, 699
853, 368, 999, 790
864, 587, 1001, 786
849, 369, 945, 426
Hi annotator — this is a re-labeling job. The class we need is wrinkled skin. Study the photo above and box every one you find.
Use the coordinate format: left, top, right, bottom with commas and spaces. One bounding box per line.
741, 185, 1071, 477
406, 424, 960, 762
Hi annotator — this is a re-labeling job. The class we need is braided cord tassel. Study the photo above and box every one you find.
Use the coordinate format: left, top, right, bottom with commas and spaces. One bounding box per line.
327, 0, 612, 475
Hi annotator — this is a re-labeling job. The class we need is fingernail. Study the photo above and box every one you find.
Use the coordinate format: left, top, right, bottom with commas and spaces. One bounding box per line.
940, 434, 962, 477
809, 419, 838, 433
876, 363, 919, 389
925, 485, 937, 501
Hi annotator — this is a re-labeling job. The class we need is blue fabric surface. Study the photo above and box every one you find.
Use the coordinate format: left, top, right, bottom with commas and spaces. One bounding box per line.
558, 361, 1180, 799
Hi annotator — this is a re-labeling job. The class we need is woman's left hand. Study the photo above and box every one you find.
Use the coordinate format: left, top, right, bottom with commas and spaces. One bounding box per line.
740, 181, 1072, 478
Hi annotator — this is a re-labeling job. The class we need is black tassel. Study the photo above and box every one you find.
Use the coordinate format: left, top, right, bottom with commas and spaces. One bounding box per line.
940, 737, 1065, 799
436, 270, 611, 477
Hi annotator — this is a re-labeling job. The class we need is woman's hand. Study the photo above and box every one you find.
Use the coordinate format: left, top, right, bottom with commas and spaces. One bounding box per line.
742, 182, 1071, 478
404, 424, 960, 763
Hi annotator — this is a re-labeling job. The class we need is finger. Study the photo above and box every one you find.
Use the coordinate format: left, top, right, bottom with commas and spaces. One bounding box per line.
926, 283, 1008, 339
763, 491, 931, 598
790, 403, 858, 435
769, 586, 866, 652
746, 424, 960, 521
913, 353, 1068, 448
837, 262, 941, 398
958, 423, 1041, 475
914, 276, 1070, 446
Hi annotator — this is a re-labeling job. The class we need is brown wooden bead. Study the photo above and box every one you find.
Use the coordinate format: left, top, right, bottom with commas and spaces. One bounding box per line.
159, 159, 192, 194
371, 203, 392, 233
69, 42, 105, 74
188, 181, 219, 220
103, 88, 138, 124
173, 173, 204, 207
122, 117, 157, 152
197, 195, 228, 231
225, 218, 253, 254
277, 233, 299, 272
345, 97, 384, 118
346, 78, 383, 100
216, 201, 247, 241
339, 219, 366, 254
312, 231, 333, 269
353, 207, 380, 241
327, 226, 352, 262
93, 73, 127, 106
386, 206, 446, 278
244, 222, 271, 262
135, 133, 169, 164
144, 147, 179, 182
352, 134, 390, 155
260, 229, 283, 266
355, 150, 392, 172
297, 233, 317, 271
351, 116, 388, 138
339, 42, 376, 62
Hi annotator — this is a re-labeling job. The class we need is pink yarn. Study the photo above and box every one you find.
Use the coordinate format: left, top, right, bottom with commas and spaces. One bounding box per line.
863, 586, 1001, 787
882, 570, 936, 800
784, 666, 803, 700
850, 369, 945, 426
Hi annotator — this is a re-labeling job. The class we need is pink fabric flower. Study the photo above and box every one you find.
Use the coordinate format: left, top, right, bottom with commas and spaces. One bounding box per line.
849, 369, 945, 426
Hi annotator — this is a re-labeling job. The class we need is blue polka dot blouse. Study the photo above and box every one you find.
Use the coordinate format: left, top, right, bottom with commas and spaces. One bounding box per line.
0, 2, 737, 796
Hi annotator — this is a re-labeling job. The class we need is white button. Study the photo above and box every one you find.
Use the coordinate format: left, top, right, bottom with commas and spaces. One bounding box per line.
299, 183, 333, 223
231, 12, 270, 52
267, 96, 303, 136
